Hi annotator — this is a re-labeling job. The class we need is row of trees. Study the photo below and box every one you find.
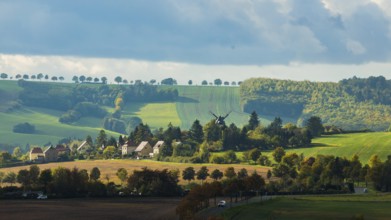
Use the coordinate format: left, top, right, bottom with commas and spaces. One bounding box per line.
1, 72, 243, 87
0, 73, 65, 82
17, 79, 178, 114
268, 146, 391, 193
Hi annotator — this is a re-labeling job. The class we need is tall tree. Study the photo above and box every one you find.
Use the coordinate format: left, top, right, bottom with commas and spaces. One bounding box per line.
248, 111, 260, 130
237, 168, 248, 179
305, 116, 324, 137
214, 79, 222, 86
0, 73, 8, 80
96, 130, 107, 148
196, 166, 209, 184
189, 119, 204, 143
188, 80, 193, 85
182, 167, 195, 183
79, 75, 86, 83
17, 169, 31, 189
90, 167, 101, 182
114, 76, 122, 84
116, 168, 128, 186
101, 76, 108, 84
224, 167, 236, 179
72, 76, 78, 83
39, 169, 53, 192
29, 165, 40, 186
37, 73, 44, 80
272, 147, 286, 163
211, 169, 223, 181
161, 78, 177, 85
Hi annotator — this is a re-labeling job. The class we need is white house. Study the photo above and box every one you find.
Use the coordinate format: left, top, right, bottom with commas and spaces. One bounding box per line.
152, 141, 165, 155
134, 141, 153, 158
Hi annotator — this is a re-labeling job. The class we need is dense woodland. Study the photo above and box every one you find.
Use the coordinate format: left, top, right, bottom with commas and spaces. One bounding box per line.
240, 76, 391, 131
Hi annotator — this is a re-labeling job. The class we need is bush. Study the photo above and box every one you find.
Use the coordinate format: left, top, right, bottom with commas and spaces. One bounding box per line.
13, 123, 35, 134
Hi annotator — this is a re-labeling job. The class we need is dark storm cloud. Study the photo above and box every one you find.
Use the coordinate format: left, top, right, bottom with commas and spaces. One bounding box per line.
0, 0, 390, 65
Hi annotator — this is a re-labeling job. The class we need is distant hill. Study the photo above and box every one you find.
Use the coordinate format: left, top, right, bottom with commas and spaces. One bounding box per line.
240, 76, 391, 131
0, 76, 390, 150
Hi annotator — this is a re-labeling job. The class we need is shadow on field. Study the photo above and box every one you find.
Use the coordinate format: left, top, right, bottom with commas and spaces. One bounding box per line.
177, 96, 199, 103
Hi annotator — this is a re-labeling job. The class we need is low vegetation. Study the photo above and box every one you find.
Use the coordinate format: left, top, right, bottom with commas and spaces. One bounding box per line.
221, 195, 391, 220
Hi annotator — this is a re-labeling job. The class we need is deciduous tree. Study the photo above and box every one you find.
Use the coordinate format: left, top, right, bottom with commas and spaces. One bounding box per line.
182, 167, 195, 183
196, 166, 209, 184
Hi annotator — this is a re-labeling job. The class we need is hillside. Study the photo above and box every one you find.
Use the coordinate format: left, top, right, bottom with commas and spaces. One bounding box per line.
240, 76, 391, 131
264, 132, 391, 163
0, 80, 254, 149
1, 76, 390, 151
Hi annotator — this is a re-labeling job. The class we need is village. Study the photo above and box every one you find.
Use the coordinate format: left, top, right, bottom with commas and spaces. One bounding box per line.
28, 139, 172, 163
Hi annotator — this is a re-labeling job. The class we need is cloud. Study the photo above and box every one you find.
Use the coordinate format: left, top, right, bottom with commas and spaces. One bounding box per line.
0, 0, 390, 65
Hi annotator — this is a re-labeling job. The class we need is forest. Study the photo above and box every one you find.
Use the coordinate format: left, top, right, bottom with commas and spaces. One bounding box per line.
240, 76, 391, 131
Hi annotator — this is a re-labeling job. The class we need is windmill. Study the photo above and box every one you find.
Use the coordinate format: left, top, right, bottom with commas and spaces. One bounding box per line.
209, 111, 231, 126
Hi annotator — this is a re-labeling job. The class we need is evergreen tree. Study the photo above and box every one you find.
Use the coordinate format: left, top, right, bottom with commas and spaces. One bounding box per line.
248, 111, 260, 130
222, 123, 241, 150
118, 135, 125, 146
305, 116, 324, 137
203, 120, 222, 142
129, 123, 153, 145
96, 130, 107, 148
189, 119, 204, 143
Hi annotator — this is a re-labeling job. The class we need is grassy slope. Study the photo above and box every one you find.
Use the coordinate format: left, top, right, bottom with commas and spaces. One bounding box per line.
175, 85, 271, 129
121, 102, 181, 129
221, 195, 391, 220
283, 132, 391, 163
0, 81, 120, 147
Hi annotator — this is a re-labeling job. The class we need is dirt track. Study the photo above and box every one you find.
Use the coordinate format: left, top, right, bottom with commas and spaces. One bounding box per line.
0, 197, 180, 220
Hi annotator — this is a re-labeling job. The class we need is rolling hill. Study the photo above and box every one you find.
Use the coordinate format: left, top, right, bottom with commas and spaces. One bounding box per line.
0, 80, 258, 148
1, 77, 390, 157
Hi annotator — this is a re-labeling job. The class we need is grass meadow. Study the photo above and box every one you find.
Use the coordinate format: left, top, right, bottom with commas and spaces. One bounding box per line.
221, 194, 391, 220
0, 159, 271, 185
275, 132, 391, 163
211, 132, 391, 164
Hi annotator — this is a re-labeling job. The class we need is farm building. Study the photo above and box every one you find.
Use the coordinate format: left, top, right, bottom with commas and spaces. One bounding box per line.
77, 141, 93, 152
43, 146, 57, 162
29, 147, 44, 162
122, 140, 137, 156
135, 141, 153, 158
55, 145, 71, 156
153, 141, 165, 155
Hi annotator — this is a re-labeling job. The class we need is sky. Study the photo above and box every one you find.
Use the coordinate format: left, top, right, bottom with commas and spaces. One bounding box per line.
0, 0, 390, 84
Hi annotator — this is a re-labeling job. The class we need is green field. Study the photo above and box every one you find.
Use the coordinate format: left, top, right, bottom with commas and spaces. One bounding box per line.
279, 132, 391, 164
211, 132, 391, 164
221, 194, 391, 220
